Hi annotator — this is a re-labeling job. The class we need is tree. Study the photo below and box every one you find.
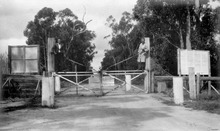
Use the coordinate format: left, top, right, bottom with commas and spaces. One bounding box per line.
132, 0, 217, 75
24, 7, 96, 72
102, 12, 142, 70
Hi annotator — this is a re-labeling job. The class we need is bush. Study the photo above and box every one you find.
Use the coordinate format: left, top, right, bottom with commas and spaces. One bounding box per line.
0, 53, 9, 74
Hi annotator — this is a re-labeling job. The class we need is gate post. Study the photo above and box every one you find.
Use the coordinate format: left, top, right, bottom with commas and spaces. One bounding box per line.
144, 73, 148, 93
42, 77, 55, 107
144, 37, 151, 93
47, 38, 55, 76
173, 77, 184, 105
125, 75, 131, 91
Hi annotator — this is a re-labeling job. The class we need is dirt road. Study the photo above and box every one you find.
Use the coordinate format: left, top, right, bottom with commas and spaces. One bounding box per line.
0, 93, 220, 131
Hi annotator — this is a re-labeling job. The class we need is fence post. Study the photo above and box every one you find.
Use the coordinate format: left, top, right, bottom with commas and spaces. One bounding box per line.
189, 67, 196, 99
151, 71, 155, 93
196, 73, 200, 98
0, 66, 2, 101
75, 65, 78, 96
99, 71, 103, 96
55, 76, 61, 92
173, 77, 184, 105
125, 75, 131, 91
42, 77, 54, 107
144, 72, 148, 93
208, 78, 211, 96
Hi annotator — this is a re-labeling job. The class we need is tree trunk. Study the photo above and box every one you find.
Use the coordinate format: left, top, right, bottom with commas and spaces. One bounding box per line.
186, 5, 192, 50
215, 8, 220, 88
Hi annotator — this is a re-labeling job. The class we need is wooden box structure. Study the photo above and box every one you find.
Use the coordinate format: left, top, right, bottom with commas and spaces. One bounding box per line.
8, 45, 40, 74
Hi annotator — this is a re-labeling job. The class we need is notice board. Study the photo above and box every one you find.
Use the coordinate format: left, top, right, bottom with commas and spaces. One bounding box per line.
8, 45, 40, 74
178, 49, 210, 75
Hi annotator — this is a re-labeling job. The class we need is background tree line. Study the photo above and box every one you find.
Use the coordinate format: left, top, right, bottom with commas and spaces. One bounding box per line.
102, 0, 220, 76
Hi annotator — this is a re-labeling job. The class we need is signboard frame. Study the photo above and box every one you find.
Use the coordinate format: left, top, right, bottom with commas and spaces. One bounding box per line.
8, 45, 40, 74
177, 49, 211, 76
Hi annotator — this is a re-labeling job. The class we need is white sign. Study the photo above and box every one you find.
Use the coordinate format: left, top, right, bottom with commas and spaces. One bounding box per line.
178, 49, 210, 75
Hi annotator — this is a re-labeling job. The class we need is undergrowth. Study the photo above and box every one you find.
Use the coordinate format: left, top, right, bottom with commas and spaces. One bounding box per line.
184, 92, 220, 114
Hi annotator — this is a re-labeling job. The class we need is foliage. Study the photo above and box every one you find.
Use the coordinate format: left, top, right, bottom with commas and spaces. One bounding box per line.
0, 53, 9, 74
184, 92, 220, 114
102, 12, 142, 70
102, 0, 219, 76
24, 7, 96, 72
133, 0, 217, 75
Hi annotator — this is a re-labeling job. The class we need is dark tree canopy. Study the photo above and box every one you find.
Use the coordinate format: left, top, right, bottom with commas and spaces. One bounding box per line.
24, 7, 96, 72
102, 0, 218, 76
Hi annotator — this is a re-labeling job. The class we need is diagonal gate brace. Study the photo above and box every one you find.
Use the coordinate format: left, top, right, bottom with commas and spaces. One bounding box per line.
54, 73, 99, 96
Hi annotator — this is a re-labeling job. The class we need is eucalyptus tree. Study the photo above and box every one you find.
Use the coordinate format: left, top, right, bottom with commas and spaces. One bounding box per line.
103, 12, 142, 70
24, 7, 96, 72
132, 0, 217, 75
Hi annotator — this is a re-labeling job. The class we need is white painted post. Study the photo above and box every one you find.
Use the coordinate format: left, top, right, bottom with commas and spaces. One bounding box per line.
125, 75, 131, 91
55, 76, 61, 92
189, 67, 196, 99
42, 77, 54, 107
173, 77, 184, 105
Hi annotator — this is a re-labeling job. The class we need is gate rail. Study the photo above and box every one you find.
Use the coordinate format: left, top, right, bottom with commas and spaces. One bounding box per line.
53, 70, 148, 96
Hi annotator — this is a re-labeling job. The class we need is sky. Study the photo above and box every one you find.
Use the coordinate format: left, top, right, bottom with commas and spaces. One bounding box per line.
0, 0, 137, 70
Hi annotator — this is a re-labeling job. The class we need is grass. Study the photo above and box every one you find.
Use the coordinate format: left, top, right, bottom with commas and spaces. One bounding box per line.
183, 92, 220, 114
159, 88, 220, 114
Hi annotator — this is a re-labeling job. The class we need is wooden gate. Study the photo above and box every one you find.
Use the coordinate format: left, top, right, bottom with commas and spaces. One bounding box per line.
53, 70, 149, 96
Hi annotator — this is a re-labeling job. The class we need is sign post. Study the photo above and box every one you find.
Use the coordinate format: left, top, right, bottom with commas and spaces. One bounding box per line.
144, 37, 151, 93
178, 49, 211, 98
